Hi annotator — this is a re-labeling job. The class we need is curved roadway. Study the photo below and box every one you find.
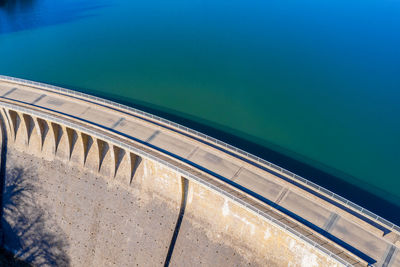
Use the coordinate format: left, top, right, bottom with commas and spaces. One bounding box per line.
0, 76, 399, 267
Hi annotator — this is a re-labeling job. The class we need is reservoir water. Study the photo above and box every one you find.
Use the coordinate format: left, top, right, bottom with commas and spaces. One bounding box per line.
0, 0, 399, 223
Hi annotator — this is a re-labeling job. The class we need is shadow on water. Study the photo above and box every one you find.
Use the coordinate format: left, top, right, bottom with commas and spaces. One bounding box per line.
0, 0, 36, 10
0, 165, 70, 266
0, 0, 110, 34
57, 82, 400, 226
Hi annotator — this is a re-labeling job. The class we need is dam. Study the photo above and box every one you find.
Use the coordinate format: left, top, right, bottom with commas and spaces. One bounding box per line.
0, 75, 398, 266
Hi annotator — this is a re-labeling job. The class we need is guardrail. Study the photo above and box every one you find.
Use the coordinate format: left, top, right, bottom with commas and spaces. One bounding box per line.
0, 75, 398, 235
0, 100, 355, 267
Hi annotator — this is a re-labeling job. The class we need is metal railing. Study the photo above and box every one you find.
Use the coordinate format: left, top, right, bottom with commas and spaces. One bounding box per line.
0, 74, 398, 236
0, 100, 355, 266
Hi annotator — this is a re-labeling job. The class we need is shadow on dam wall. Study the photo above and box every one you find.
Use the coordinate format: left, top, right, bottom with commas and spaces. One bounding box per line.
0, 163, 70, 266
0, 110, 69, 266
0, 102, 357, 266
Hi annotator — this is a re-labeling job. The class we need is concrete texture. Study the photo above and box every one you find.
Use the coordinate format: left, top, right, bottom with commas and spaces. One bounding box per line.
3, 149, 181, 266
170, 181, 342, 267
2, 147, 342, 267
0, 77, 398, 266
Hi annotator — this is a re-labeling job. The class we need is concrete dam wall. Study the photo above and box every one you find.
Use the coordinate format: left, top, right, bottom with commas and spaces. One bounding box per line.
0, 108, 336, 267
0, 76, 399, 266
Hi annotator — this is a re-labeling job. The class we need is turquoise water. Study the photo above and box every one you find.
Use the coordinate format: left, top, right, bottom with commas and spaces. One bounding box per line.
0, 0, 399, 221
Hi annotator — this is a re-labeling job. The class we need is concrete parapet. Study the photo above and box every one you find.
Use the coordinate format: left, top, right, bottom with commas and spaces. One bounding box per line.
0, 103, 347, 267
0, 77, 398, 266
170, 180, 342, 266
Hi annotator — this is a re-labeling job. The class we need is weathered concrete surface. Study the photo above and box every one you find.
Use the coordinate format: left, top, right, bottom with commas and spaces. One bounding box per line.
0, 109, 345, 266
3, 148, 181, 266
2, 148, 342, 267
170, 181, 342, 267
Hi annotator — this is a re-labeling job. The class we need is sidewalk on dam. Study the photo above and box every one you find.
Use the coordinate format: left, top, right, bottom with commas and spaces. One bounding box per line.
0, 79, 399, 266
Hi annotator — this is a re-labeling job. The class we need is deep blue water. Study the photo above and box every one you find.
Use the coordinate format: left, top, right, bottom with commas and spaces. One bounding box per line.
0, 0, 399, 223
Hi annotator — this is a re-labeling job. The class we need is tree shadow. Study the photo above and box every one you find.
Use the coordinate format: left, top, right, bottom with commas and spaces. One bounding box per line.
1, 166, 70, 266
0, 247, 30, 266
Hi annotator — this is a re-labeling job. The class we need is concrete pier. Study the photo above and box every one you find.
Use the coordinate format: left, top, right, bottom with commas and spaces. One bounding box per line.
0, 76, 398, 266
